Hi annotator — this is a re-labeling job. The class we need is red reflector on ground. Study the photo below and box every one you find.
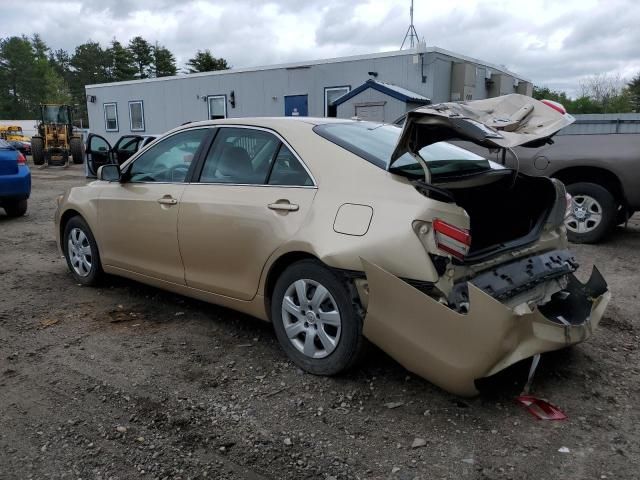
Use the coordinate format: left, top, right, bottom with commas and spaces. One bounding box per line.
516, 395, 567, 421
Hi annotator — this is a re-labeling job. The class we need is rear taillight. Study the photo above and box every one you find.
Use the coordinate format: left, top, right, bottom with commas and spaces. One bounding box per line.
17, 152, 26, 165
433, 219, 471, 260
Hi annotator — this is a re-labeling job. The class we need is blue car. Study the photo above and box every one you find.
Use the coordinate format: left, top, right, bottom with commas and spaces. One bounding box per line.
0, 139, 31, 217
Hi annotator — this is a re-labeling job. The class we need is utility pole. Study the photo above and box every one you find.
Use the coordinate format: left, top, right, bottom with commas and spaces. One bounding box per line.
400, 0, 420, 49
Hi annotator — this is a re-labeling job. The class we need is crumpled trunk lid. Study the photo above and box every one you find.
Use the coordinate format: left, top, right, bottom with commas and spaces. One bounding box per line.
390, 94, 575, 165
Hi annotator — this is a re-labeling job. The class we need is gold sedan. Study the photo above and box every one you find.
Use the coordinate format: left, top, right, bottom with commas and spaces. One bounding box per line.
55, 95, 609, 396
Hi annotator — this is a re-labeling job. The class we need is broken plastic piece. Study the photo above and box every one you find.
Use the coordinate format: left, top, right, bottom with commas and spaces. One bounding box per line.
516, 395, 567, 421
521, 354, 541, 395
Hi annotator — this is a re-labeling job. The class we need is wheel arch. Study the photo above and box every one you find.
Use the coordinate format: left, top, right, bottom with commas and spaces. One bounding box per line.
263, 251, 322, 319
59, 208, 99, 255
551, 166, 627, 206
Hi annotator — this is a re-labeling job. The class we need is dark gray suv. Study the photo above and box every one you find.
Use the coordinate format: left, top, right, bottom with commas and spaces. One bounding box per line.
465, 133, 639, 243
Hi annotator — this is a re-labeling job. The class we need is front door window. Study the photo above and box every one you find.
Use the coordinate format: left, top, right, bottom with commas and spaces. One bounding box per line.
129, 128, 208, 183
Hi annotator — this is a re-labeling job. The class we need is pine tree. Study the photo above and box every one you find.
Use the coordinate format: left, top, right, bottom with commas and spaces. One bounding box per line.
69, 41, 110, 123
108, 39, 137, 81
152, 43, 177, 77
128, 36, 153, 79
628, 74, 640, 112
186, 49, 229, 73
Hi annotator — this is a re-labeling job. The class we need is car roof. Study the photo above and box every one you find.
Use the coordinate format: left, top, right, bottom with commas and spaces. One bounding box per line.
181, 117, 368, 129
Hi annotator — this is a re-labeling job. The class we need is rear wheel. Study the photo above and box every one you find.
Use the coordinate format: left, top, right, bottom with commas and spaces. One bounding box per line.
31, 137, 45, 165
70, 137, 83, 164
271, 260, 364, 376
63, 216, 103, 286
565, 182, 617, 244
3, 199, 27, 217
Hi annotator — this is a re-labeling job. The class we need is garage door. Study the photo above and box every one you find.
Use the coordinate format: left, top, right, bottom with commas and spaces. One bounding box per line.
355, 104, 384, 122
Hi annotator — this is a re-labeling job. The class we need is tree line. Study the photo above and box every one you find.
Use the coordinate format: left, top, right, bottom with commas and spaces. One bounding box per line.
533, 72, 640, 114
0, 34, 229, 124
2, 33, 639, 126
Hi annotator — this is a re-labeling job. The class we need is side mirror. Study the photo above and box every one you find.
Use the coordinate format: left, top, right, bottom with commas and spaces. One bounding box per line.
97, 164, 121, 182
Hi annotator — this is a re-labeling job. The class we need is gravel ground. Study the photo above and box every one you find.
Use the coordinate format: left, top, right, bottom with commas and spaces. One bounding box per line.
1, 164, 638, 480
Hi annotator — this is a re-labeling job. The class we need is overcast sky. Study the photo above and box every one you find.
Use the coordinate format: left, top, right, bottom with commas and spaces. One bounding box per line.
2, 0, 639, 96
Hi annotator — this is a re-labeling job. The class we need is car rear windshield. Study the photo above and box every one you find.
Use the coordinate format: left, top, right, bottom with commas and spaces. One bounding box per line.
313, 122, 491, 179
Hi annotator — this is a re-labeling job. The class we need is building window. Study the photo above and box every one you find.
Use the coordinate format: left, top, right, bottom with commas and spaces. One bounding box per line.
207, 95, 227, 120
129, 100, 145, 132
324, 86, 350, 117
103, 103, 118, 132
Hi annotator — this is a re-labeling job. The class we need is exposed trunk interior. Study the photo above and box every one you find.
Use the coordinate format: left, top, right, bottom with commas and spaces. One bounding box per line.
447, 174, 556, 259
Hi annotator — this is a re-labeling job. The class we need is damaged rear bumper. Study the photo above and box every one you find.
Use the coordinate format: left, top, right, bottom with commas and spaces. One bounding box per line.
361, 258, 610, 397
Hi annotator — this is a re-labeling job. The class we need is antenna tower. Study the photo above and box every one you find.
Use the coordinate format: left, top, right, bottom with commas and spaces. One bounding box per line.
400, 0, 420, 49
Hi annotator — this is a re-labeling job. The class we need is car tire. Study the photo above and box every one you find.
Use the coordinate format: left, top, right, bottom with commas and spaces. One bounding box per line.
31, 136, 45, 165
70, 137, 83, 164
271, 259, 364, 376
63, 216, 103, 286
565, 182, 617, 244
3, 199, 27, 217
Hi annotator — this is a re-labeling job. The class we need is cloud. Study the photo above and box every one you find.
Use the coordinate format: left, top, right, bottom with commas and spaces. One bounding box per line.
1, 0, 639, 96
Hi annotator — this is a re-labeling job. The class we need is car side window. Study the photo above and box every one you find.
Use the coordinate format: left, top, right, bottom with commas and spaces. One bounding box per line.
129, 128, 208, 183
199, 128, 279, 184
118, 138, 140, 153
89, 135, 110, 154
267, 145, 313, 186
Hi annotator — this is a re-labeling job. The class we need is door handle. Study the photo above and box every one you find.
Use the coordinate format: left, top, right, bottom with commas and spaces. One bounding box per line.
268, 201, 299, 212
157, 196, 178, 205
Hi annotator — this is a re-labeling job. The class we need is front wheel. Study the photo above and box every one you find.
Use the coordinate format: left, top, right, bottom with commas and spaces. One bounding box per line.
565, 182, 617, 244
271, 260, 364, 376
63, 216, 103, 285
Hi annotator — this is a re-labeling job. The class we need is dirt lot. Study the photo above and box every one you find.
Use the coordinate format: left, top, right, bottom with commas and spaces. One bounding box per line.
1, 165, 639, 480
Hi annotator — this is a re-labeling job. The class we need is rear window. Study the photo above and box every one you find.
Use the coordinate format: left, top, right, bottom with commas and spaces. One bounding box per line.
0, 139, 12, 149
313, 122, 491, 178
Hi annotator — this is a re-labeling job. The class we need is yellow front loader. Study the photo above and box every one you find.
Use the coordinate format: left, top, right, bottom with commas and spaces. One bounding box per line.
30, 105, 83, 167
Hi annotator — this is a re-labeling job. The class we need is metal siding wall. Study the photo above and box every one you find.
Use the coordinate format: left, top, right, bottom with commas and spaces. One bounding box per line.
474, 67, 488, 99
85, 51, 522, 140
430, 56, 452, 103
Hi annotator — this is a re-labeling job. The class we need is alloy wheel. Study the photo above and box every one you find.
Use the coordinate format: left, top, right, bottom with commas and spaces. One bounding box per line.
67, 227, 93, 277
565, 194, 603, 234
281, 279, 342, 359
